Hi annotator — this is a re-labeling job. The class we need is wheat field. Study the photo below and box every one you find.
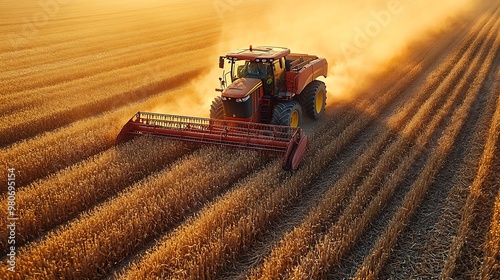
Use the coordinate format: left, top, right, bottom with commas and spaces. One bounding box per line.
1, 0, 499, 279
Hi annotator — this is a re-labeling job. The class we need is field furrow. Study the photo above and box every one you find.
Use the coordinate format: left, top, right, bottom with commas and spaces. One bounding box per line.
441, 52, 500, 278
353, 18, 499, 280
247, 20, 475, 278
286, 10, 498, 279
478, 64, 500, 280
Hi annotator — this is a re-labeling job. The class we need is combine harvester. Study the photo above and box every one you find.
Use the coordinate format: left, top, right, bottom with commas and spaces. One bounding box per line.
117, 46, 328, 170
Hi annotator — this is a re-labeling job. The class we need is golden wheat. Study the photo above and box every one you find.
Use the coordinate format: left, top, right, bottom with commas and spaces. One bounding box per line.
0, 1, 497, 279
0, 27, 216, 117
0, 85, 192, 189
0, 136, 187, 253
1, 147, 262, 279
0, 47, 213, 145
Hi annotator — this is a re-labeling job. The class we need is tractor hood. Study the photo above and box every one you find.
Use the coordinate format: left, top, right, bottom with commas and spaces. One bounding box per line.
222, 78, 262, 99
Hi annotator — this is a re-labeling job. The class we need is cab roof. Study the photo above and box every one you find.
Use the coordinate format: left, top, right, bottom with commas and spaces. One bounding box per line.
225, 46, 290, 61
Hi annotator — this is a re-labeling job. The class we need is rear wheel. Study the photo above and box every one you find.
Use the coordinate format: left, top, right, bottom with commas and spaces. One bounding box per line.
271, 101, 302, 128
210, 97, 224, 119
297, 80, 326, 119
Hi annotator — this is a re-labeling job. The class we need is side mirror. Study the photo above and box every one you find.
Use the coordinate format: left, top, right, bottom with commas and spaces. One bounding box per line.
219, 56, 225, 69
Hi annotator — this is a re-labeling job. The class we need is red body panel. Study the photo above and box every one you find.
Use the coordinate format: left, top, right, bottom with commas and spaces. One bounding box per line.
222, 78, 261, 99
285, 56, 328, 95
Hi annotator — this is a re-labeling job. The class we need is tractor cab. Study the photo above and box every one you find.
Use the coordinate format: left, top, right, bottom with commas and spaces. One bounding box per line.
216, 46, 290, 123
218, 46, 289, 97
237, 61, 270, 80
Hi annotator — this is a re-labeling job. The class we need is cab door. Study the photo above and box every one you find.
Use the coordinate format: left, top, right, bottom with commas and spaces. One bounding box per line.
273, 58, 286, 93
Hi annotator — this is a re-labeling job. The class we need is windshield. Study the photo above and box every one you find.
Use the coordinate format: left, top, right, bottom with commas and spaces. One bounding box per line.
229, 60, 271, 82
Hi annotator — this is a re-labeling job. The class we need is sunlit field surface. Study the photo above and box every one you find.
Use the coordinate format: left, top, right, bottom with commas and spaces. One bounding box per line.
1, 0, 499, 279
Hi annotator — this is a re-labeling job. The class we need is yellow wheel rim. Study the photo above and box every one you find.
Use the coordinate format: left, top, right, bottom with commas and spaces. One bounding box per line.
290, 110, 299, 127
315, 90, 325, 114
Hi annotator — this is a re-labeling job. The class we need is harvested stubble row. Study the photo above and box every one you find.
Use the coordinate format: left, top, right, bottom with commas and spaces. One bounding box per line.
353, 15, 499, 280
118, 35, 439, 280
0, 136, 188, 255
293, 9, 500, 279
440, 35, 500, 280
413, 10, 500, 276
0, 147, 263, 279
249, 31, 465, 280
0, 85, 191, 190
481, 187, 500, 280
250, 9, 491, 279
479, 67, 500, 280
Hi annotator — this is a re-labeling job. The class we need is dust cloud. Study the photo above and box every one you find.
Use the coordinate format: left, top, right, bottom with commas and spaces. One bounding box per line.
216, 0, 473, 103
156, 0, 474, 117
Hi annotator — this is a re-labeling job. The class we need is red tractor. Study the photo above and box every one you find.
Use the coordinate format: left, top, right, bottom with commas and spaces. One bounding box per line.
117, 46, 328, 170
213, 46, 328, 126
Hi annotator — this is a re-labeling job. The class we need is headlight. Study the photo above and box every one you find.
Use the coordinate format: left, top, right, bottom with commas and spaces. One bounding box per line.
236, 95, 251, 102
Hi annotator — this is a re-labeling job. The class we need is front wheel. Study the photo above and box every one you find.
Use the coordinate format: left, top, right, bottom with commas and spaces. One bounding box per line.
210, 97, 224, 119
271, 101, 302, 128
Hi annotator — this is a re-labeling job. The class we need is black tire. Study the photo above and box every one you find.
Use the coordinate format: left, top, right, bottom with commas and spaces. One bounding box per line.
297, 80, 326, 119
210, 97, 224, 119
271, 101, 302, 128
